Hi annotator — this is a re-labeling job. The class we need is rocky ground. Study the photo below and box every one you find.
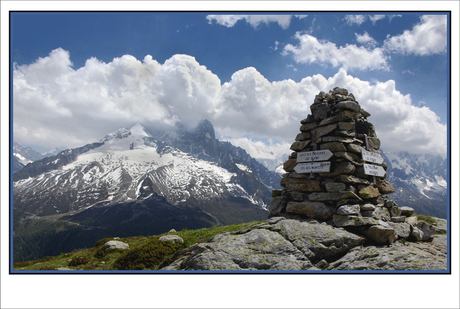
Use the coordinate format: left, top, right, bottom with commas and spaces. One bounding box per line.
162, 217, 448, 271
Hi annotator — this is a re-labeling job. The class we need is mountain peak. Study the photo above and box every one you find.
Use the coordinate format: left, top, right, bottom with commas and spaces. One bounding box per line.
129, 123, 151, 138
195, 119, 215, 140
171, 119, 220, 161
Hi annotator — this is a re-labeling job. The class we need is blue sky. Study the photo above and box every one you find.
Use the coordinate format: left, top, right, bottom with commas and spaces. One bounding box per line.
10, 11, 450, 158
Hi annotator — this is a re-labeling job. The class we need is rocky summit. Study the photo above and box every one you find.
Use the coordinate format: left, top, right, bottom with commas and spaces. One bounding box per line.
163, 88, 447, 271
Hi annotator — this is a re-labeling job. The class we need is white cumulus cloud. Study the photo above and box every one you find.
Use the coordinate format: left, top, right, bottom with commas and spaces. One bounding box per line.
216, 68, 447, 158
355, 31, 378, 49
282, 32, 389, 71
13, 49, 447, 158
384, 15, 447, 55
13, 48, 221, 149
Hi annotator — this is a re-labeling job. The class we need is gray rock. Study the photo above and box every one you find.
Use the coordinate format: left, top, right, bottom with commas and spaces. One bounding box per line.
272, 219, 365, 263
391, 216, 406, 223
332, 87, 348, 96
318, 110, 356, 126
313, 124, 337, 138
367, 137, 381, 150
308, 191, 361, 202
360, 203, 376, 211
399, 206, 414, 217
282, 178, 321, 192
405, 216, 418, 225
159, 235, 184, 243
326, 240, 447, 271
334, 174, 370, 185
416, 221, 436, 241
432, 217, 447, 234
182, 228, 317, 271
360, 108, 371, 118
337, 204, 360, 216
334, 101, 361, 112
319, 142, 348, 153
266, 216, 285, 225
332, 215, 377, 227
324, 182, 346, 192
311, 103, 330, 121
363, 224, 396, 245
389, 206, 401, 217
410, 226, 424, 241
268, 196, 287, 218
375, 207, 391, 221
103, 240, 129, 250
388, 222, 411, 239
286, 201, 332, 220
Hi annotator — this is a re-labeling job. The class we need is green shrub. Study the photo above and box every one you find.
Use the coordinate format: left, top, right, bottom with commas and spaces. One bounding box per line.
94, 247, 125, 259
13, 261, 33, 268
113, 239, 186, 270
36, 256, 55, 263
68, 255, 91, 266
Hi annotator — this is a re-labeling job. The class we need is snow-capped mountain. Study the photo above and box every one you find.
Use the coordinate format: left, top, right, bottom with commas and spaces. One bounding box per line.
14, 121, 277, 217
12, 142, 44, 172
13, 141, 44, 164
12, 142, 63, 173
13, 120, 281, 261
257, 154, 289, 175
383, 151, 448, 219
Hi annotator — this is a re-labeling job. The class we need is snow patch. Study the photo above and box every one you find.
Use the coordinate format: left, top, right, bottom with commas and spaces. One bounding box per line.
236, 163, 251, 173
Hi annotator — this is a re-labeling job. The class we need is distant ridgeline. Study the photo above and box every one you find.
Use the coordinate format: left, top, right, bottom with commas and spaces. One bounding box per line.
269, 87, 433, 245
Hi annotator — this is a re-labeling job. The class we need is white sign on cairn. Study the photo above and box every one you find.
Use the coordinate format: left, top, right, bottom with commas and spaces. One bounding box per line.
361, 150, 384, 164
363, 164, 386, 177
294, 162, 331, 173
297, 149, 333, 163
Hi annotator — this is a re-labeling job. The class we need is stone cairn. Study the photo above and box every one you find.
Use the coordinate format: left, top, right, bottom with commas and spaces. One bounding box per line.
269, 87, 435, 245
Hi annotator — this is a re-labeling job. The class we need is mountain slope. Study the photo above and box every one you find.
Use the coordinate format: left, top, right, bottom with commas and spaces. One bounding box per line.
383, 151, 448, 218
12, 121, 279, 261
12, 142, 44, 173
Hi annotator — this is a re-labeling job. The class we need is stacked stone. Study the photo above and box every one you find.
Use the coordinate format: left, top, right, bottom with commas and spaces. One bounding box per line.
269, 87, 432, 245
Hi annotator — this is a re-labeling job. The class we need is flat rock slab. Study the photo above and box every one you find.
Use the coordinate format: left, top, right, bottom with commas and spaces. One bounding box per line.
182, 228, 318, 271
176, 219, 365, 270
269, 219, 366, 263
327, 238, 447, 271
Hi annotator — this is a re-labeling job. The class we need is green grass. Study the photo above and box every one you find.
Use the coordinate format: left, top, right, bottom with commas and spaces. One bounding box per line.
412, 213, 437, 226
13, 220, 264, 271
